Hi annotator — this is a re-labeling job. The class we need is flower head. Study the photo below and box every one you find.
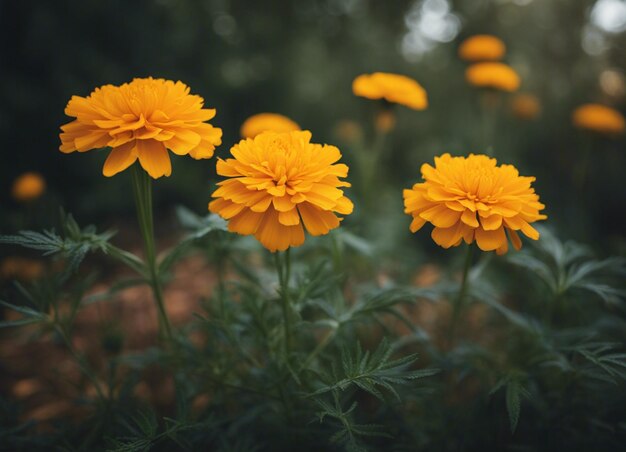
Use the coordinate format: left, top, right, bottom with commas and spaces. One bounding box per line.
465, 63, 520, 92
240, 113, 300, 139
572, 104, 625, 136
352, 72, 428, 110
12, 172, 45, 202
458, 35, 506, 62
60, 77, 222, 178
209, 130, 353, 252
403, 153, 546, 255
510, 93, 541, 120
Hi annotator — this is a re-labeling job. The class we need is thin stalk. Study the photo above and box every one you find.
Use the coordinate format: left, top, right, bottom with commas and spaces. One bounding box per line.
361, 127, 388, 207
274, 249, 292, 356
130, 164, 173, 342
480, 91, 501, 155
299, 328, 337, 374
450, 244, 475, 342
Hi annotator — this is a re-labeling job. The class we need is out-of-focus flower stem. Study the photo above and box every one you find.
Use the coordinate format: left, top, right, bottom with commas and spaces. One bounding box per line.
131, 164, 173, 343
480, 91, 501, 155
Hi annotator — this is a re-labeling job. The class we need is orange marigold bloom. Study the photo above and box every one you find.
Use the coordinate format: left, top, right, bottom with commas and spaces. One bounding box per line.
352, 72, 428, 110
572, 103, 625, 136
209, 130, 353, 252
60, 77, 222, 178
458, 35, 506, 62
12, 172, 46, 202
403, 153, 546, 255
511, 93, 541, 120
240, 113, 300, 139
465, 62, 520, 92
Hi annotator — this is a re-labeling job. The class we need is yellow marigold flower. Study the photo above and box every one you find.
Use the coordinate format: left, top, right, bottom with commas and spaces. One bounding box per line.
240, 113, 300, 139
511, 93, 541, 120
465, 62, 520, 92
458, 35, 506, 62
209, 130, 353, 252
572, 103, 625, 136
60, 77, 223, 179
403, 153, 546, 255
352, 72, 428, 110
12, 172, 46, 202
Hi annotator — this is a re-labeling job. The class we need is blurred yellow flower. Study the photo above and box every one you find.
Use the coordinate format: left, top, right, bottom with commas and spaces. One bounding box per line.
12, 172, 46, 202
511, 93, 541, 120
240, 113, 300, 139
352, 72, 428, 110
465, 63, 520, 92
572, 104, 625, 136
60, 77, 222, 179
458, 35, 506, 62
209, 130, 353, 252
403, 153, 546, 255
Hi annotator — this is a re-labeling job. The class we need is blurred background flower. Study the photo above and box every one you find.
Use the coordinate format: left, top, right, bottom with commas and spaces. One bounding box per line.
458, 34, 506, 62
11, 172, 46, 203
572, 103, 625, 135
240, 112, 301, 138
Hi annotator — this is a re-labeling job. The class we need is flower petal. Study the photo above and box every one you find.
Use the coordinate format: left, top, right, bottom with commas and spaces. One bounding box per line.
475, 227, 507, 251
103, 142, 137, 177
136, 139, 171, 178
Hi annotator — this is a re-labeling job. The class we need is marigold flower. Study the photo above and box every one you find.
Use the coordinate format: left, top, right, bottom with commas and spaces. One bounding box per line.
458, 35, 506, 62
572, 103, 625, 136
465, 63, 520, 92
510, 93, 541, 120
12, 172, 45, 202
352, 72, 428, 110
240, 113, 300, 139
60, 77, 222, 178
209, 130, 353, 252
403, 153, 546, 255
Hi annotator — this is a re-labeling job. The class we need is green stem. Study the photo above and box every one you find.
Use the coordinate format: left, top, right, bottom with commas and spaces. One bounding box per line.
299, 327, 337, 373
274, 249, 292, 356
450, 244, 475, 342
361, 123, 388, 207
130, 164, 173, 342
480, 91, 500, 155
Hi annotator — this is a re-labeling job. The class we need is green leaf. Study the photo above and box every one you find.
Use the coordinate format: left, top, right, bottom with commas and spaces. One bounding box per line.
0, 213, 116, 276
310, 338, 438, 400
0, 300, 48, 329
490, 372, 530, 433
